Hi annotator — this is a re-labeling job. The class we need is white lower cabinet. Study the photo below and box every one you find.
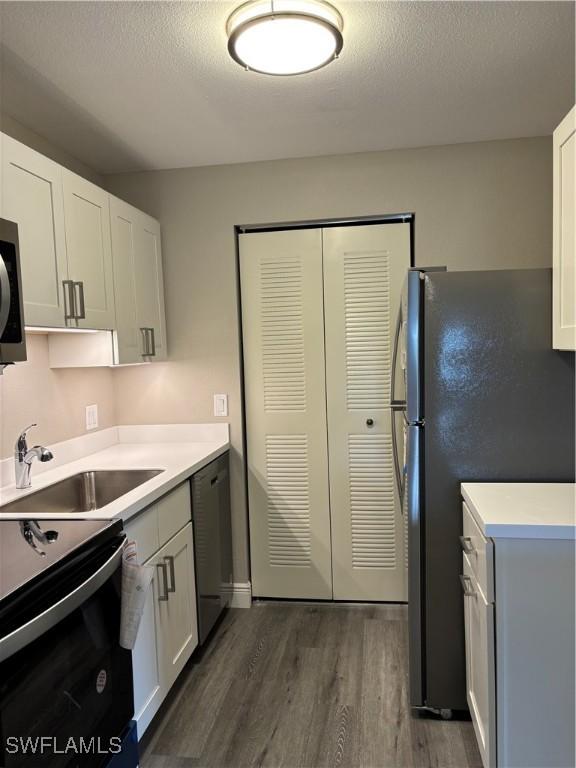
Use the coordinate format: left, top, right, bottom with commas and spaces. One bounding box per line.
131, 559, 164, 735
462, 552, 496, 768
155, 524, 198, 689
461, 501, 575, 768
125, 483, 198, 737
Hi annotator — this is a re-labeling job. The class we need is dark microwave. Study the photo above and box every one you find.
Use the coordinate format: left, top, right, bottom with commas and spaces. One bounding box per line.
0, 217, 26, 365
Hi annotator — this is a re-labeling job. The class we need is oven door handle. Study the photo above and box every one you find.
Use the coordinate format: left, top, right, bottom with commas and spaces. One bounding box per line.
0, 250, 11, 339
0, 537, 125, 663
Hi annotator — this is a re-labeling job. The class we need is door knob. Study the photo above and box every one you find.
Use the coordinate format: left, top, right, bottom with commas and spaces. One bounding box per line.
366, 418, 374, 427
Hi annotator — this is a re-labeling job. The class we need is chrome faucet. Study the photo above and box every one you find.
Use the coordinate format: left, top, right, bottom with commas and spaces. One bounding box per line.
20, 520, 59, 557
15, 424, 54, 489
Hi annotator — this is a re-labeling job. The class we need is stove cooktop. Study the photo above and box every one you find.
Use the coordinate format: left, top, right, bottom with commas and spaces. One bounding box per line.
0, 517, 118, 603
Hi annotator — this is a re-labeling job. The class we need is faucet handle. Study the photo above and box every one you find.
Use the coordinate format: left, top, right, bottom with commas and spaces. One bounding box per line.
16, 423, 37, 452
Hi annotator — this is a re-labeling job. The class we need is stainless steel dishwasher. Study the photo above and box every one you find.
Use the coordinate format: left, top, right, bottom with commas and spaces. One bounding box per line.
191, 452, 232, 644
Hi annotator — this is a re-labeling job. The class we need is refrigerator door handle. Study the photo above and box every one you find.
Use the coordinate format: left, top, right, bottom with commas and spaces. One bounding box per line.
390, 303, 403, 404
391, 406, 405, 509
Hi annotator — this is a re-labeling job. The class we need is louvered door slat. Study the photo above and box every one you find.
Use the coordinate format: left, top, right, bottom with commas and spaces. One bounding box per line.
324, 224, 410, 601
240, 228, 332, 599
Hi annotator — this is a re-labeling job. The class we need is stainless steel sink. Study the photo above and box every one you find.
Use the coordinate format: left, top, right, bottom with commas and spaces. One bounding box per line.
0, 469, 163, 515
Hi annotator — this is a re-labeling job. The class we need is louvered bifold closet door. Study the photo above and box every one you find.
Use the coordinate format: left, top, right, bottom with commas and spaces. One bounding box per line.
240, 229, 333, 599
323, 224, 410, 601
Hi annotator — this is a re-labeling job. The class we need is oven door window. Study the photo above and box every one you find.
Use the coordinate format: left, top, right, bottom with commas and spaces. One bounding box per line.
0, 566, 133, 768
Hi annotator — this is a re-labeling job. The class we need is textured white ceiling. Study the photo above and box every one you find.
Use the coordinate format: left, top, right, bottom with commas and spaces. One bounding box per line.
0, 1, 574, 173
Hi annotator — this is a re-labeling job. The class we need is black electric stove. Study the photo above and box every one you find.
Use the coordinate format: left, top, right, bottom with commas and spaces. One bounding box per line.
0, 518, 134, 767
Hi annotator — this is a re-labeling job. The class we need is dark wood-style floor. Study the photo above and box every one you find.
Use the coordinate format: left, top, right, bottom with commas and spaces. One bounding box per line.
140, 603, 482, 768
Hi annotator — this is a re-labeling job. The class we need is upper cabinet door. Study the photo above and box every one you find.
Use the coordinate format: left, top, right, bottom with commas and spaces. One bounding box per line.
553, 106, 576, 350
109, 197, 140, 363
0, 134, 70, 327
62, 170, 116, 330
135, 212, 167, 361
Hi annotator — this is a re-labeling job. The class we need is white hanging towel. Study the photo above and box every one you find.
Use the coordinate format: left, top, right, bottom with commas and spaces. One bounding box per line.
120, 540, 154, 650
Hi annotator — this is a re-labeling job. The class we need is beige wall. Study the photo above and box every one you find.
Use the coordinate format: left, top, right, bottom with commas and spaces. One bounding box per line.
0, 333, 116, 459
106, 137, 553, 583
0, 121, 113, 461
0, 114, 104, 185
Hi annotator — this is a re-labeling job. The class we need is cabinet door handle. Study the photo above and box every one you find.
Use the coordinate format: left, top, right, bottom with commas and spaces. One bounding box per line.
73, 281, 86, 319
140, 327, 150, 356
62, 280, 76, 321
164, 555, 176, 593
460, 574, 476, 597
157, 562, 169, 601
459, 536, 475, 554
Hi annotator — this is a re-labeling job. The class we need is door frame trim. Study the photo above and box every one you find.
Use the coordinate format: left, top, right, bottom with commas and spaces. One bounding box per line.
234, 213, 415, 588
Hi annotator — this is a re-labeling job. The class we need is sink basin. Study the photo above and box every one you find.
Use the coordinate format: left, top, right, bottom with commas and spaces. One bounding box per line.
0, 469, 164, 515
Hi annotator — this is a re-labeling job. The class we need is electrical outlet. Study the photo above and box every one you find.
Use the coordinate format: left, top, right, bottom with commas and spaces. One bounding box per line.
213, 394, 228, 417
86, 404, 99, 431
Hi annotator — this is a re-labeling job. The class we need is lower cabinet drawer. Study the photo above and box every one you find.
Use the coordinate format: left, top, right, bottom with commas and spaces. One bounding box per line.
462, 553, 496, 768
124, 506, 159, 563
462, 501, 494, 602
157, 482, 191, 545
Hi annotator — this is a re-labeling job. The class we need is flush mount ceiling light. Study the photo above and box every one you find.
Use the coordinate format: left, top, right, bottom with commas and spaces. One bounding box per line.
227, 0, 343, 76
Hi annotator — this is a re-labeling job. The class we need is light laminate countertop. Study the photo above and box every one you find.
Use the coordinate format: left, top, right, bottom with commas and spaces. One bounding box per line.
0, 424, 229, 522
461, 482, 576, 540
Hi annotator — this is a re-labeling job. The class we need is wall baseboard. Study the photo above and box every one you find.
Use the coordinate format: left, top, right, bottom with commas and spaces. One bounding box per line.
223, 582, 252, 609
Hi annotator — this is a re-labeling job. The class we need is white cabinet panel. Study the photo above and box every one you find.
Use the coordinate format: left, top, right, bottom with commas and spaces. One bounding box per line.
110, 196, 140, 363
462, 501, 494, 602
62, 170, 116, 329
124, 506, 160, 565
131, 559, 164, 736
156, 523, 198, 689
1, 134, 70, 327
157, 481, 191, 545
135, 214, 167, 361
553, 105, 576, 350
462, 553, 496, 768
126, 484, 197, 739
110, 198, 167, 363
461, 503, 575, 768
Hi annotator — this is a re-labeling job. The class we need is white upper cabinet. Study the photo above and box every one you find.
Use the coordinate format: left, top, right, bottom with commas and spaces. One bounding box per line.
0, 134, 70, 327
0, 131, 167, 363
62, 170, 116, 330
134, 213, 167, 361
552, 106, 576, 350
110, 197, 167, 363
110, 196, 140, 363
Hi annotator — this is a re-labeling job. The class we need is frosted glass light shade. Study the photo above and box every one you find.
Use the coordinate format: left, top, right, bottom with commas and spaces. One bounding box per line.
227, 0, 343, 76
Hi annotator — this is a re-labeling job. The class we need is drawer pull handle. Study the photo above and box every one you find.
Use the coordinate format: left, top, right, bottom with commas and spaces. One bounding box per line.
157, 562, 170, 601
460, 574, 476, 597
459, 536, 475, 554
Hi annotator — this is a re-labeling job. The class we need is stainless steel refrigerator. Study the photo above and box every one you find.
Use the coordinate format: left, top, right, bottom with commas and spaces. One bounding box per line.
391, 267, 575, 715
